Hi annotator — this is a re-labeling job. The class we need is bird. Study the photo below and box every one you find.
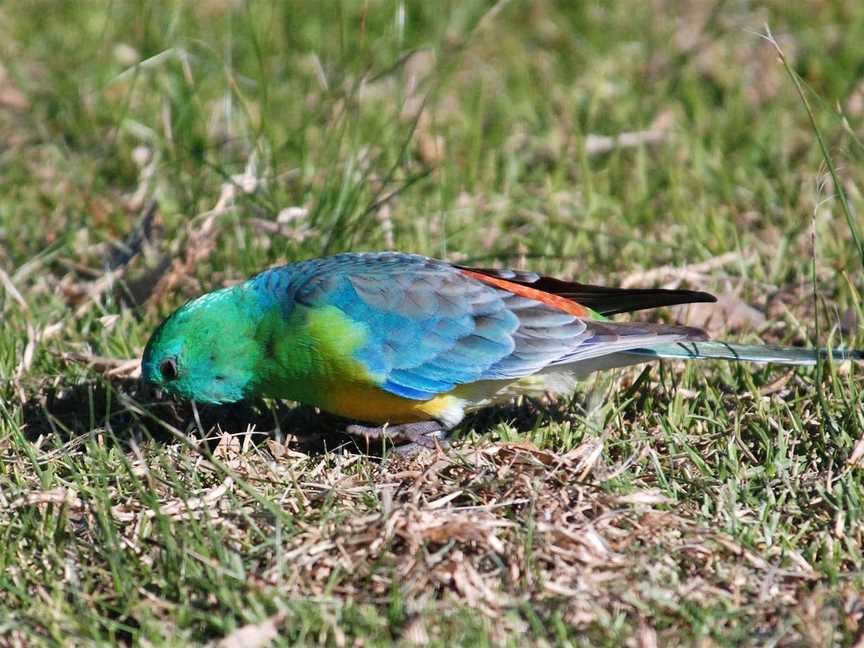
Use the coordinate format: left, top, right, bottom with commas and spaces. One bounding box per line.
142, 251, 861, 450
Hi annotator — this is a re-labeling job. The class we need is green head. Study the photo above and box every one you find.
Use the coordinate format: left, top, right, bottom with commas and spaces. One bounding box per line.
142, 286, 266, 404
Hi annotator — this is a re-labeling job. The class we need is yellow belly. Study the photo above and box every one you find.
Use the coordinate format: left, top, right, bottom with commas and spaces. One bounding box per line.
318, 372, 579, 427
320, 382, 465, 425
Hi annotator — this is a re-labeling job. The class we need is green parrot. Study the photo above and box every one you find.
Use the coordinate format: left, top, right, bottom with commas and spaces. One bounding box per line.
142, 252, 861, 449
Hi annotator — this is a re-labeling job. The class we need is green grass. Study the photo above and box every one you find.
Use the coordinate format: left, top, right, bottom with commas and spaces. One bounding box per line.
2, 0, 864, 645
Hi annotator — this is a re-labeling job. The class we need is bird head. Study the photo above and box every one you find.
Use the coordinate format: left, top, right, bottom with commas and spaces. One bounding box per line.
142, 286, 263, 404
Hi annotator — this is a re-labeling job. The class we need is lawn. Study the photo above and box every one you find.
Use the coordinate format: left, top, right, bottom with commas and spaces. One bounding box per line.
2, 1, 864, 645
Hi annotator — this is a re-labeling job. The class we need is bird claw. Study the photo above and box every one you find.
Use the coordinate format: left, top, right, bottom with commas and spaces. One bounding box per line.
345, 420, 450, 454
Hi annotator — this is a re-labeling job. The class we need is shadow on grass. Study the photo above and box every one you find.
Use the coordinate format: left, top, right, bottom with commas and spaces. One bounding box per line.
20, 377, 580, 457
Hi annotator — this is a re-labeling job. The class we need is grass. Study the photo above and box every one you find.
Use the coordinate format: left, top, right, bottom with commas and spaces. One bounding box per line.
2, 0, 864, 645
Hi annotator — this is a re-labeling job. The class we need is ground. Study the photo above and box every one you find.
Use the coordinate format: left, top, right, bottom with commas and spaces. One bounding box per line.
2, 1, 864, 646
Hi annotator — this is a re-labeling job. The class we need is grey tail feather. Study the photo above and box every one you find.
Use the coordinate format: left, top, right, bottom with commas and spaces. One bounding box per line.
626, 341, 864, 366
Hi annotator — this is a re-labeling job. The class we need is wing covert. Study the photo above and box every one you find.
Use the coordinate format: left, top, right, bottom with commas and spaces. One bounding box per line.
294, 253, 525, 399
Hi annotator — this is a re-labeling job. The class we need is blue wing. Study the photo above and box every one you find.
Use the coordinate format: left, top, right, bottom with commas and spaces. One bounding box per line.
281, 252, 704, 400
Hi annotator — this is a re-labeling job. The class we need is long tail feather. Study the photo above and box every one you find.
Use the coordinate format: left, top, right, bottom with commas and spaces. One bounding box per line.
460, 265, 717, 316
628, 341, 864, 366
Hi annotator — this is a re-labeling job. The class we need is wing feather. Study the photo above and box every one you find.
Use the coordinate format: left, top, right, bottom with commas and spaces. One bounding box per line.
458, 265, 717, 315
290, 252, 706, 400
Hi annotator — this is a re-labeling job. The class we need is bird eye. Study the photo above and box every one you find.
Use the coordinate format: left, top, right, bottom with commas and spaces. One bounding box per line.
160, 357, 179, 381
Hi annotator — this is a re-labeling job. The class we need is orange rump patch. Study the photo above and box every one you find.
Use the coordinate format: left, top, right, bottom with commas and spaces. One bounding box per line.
460, 269, 590, 317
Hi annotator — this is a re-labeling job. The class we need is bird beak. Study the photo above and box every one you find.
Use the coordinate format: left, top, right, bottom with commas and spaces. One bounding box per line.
138, 376, 164, 402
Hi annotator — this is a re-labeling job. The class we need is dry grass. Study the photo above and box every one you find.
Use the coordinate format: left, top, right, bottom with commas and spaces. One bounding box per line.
9, 420, 864, 645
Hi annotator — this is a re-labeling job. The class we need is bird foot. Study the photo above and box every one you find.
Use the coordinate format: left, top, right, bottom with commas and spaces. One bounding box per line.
345, 420, 450, 455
